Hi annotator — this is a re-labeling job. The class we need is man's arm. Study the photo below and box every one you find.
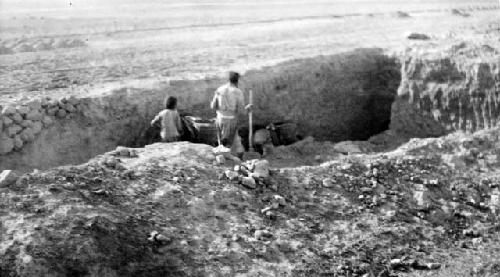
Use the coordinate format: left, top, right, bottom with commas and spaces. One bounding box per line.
210, 89, 219, 110
175, 113, 183, 134
151, 113, 161, 127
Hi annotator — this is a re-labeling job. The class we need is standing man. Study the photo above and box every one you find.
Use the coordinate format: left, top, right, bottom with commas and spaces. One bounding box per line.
210, 71, 251, 159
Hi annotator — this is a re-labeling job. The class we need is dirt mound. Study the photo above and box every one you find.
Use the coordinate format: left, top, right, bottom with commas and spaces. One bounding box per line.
2, 126, 500, 276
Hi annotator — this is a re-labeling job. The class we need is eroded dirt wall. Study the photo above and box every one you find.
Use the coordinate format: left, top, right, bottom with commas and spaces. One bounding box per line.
390, 45, 500, 138
0, 48, 399, 171
171, 48, 400, 141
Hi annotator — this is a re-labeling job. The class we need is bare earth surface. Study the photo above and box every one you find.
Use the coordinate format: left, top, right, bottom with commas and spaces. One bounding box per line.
0, 0, 499, 103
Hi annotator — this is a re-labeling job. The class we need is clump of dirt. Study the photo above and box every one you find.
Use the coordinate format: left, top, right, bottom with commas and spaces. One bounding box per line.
2, 126, 500, 276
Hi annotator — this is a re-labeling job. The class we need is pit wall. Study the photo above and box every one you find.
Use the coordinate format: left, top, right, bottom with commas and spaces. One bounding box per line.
0, 48, 400, 171
390, 46, 500, 138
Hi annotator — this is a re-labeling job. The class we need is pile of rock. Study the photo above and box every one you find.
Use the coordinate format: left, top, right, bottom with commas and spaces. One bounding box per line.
220, 159, 270, 189
0, 96, 83, 155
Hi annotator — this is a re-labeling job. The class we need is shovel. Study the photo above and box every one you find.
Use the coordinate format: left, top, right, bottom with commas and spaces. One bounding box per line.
243, 89, 261, 161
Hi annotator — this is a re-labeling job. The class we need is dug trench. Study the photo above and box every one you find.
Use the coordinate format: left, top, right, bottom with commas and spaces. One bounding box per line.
0, 48, 401, 172
3, 43, 500, 276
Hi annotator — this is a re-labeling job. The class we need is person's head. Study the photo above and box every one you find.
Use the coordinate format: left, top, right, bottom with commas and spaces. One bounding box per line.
229, 71, 240, 86
165, 96, 177, 110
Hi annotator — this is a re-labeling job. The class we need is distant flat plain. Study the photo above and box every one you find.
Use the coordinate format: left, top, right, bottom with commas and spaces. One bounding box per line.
0, 0, 499, 98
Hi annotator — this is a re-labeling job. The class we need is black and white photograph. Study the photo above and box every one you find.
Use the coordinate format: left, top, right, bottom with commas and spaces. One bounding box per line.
1, 0, 500, 276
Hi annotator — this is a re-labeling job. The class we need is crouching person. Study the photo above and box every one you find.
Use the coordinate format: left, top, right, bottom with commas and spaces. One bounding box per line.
151, 96, 183, 142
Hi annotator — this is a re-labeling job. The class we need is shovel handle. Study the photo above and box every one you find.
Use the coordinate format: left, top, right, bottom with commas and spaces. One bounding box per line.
248, 90, 254, 151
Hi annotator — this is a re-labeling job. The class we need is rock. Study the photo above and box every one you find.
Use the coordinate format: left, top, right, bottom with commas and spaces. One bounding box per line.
27, 99, 42, 111
273, 195, 286, 206
426, 263, 441, 270
47, 108, 58, 116
215, 155, 226, 165
16, 106, 29, 115
0, 134, 14, 154
314, 155, 322, 162
129, 149, 138, 158
252, 160, 270, 178
322, 178, 336, 188
56, 109, 67, 118
3, 116, 13, 127
11, 113, 23, 124
2, 106, 16, 115
147, 231, 171, 245
334, 141, 363, 154
6, 125, 22, 137
20, 128, 35, 142
254, 229, 272, 240
64, 103, 76, 113
26, 110, 43, 121
42, 116, 53, 127
67, 96, 79, 106
406, 32, 431, 40
224, 170, 239, 181
13, 135, 23, 149
0, 170, 19, 187
241, 176, 256, 189
32, 121, 43, 134
20, 120, 33, 128
116, 146, 130, 157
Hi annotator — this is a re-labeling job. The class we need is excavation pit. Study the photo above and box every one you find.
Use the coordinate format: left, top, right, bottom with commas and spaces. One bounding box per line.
0, 48, 401, 172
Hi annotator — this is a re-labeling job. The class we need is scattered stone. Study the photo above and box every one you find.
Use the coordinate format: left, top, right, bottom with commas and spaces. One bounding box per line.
407, 32, 431, 40
11, 113, 23, 124
13, 136, 23, 149
224, 170, 239, 181
20, 128, 35, 142
254, 229, 272, 240
273, 195, 286, 206
56, 109, 67, 118
6, 125, 22, 137
0, 135, 14, 154
1, 106, 16, 115
27, 99, 42, 111
3, 116, 13, 127
26, 110, 43, 121
47, 108, 58, 116
42, 116, 53, 127
64, 103, 76, 113
322, 178, 336, 188
20, 120, 33, 128
16, 106, 29, 115
215, 155, 226, 165
148, 231, 171, 245
252, 160, 270, 178
67, 96, 79, 106
241, 176, 256, 189
129, 149, 138, 157
0, 170, 19, 187
115, 146, 130, 157
314, 155, 322, 162
32, 121, 43, 135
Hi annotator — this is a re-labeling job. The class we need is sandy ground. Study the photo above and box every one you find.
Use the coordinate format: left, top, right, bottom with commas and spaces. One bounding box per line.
0, 0, 499, 103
